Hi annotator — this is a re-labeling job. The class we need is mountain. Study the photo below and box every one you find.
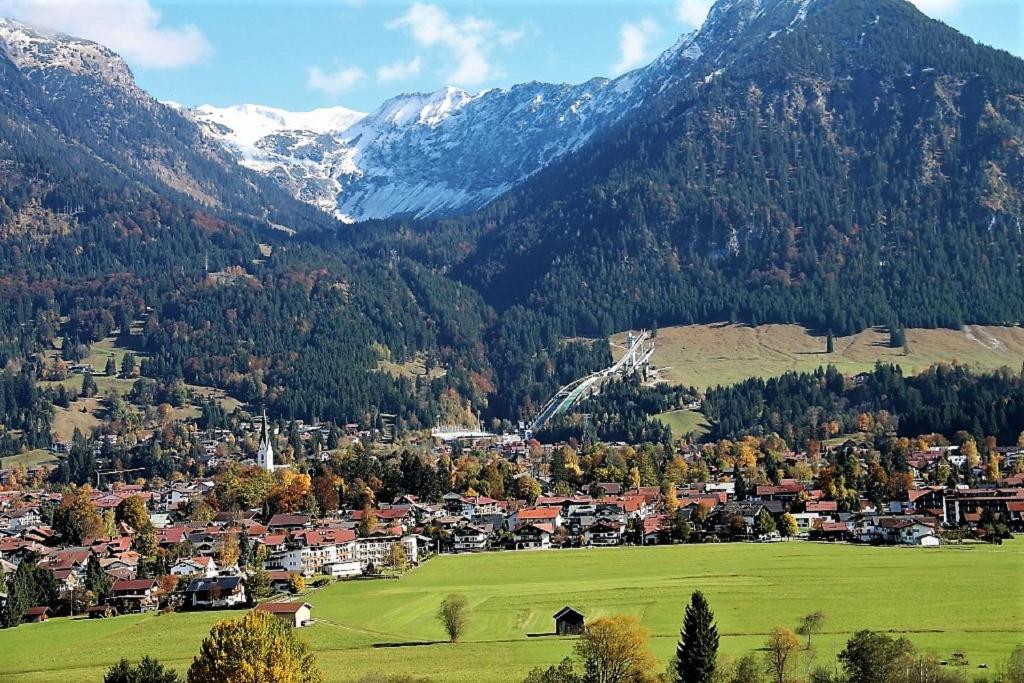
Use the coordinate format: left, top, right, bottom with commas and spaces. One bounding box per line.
0, 17, 338, 235
189, 33, 708, 222
0, 17, 497, 428
434, 0, 1024, 341
2, 0, 1024, 429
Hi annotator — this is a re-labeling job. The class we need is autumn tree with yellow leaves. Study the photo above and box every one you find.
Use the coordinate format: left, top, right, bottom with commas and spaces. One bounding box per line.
187, 610, 322, 683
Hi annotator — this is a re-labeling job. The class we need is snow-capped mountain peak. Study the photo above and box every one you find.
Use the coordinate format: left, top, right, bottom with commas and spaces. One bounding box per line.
373, 86, 474, 127
0, 17, 137, 92
186, 0, 822, 222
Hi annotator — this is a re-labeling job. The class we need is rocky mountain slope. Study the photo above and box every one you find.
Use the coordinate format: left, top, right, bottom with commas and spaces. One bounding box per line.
0, 17, 338, 236
189, 32, 708, 221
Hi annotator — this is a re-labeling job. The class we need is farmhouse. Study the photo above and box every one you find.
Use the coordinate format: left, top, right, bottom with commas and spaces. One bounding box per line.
255, 601, 313, 628
452, 524, 489, 552
584, 519, 623, 546
109, 579, 161, 613
170, 556, 218, 578
185, 576, 246, 608
513, 523, 552, 550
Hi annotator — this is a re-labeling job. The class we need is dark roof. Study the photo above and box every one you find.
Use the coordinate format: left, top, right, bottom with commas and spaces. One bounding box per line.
267, 514, 310, 528
553, 606, 584, 620
112, 579, 158, 592
186, 576, 244, 593
24, 606, 49, 616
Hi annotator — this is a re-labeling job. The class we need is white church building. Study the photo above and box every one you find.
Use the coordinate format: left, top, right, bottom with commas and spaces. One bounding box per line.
257, 411, 276, 472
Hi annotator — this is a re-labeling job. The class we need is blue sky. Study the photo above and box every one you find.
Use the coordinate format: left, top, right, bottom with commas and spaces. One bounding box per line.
1, 0, 1021, 113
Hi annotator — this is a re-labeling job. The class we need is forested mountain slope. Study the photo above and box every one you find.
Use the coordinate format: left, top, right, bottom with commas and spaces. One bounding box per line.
0, 19, 505, 428
436, 0, 1024, 338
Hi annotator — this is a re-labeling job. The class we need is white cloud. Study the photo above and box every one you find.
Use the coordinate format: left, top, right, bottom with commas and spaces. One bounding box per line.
909, 0, 962, 17
0, 0, 210, 69
377, 56, 423, 82
613, 17, 660, 75
387, 2, 521, 86
307, 64, 366, 97
676, 0, 714, 28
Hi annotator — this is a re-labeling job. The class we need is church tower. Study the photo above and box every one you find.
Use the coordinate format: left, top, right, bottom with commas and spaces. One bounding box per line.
257, 410, 275, 472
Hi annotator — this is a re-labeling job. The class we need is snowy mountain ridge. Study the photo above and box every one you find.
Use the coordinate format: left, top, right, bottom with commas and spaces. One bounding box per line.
187, 0, 825, 222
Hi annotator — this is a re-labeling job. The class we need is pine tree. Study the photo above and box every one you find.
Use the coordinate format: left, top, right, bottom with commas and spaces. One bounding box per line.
81, 371, 97, 398
1, 561, 34, 628
85, 554, 112, 601
826, 331, 835, 354
104, 355, 117, 377
120, 353, 136, 377
733, 462, 746, 501
675, 590, 719, 683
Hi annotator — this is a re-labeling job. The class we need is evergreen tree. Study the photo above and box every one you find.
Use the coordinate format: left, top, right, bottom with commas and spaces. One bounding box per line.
238, 529, 252, 569
104, 656, 180, 683
675, 590, 719, 683
81, 371, 97, 399
826, 332, 835, 355
85, 554, 112, 601
104, 355, 117, 377
733, 462, 746, 501
1, 560, 35, 628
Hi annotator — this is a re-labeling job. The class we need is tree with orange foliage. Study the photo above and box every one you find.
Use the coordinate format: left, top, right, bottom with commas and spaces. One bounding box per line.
267, 470, 312, 514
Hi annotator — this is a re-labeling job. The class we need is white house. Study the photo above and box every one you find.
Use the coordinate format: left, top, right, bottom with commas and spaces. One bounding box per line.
452, 524, 489, 552
170, 556, 218, 578
513, 523, 552, 550
185, 576, 246, 608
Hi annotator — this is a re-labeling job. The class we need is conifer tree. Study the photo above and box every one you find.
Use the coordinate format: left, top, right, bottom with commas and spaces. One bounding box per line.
675, 590, 719, 683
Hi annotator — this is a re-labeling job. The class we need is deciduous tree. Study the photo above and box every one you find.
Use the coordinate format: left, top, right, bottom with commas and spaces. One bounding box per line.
574, 615, 657, 683
796, 612, 826, 650
437, 593, 469, 643
764, 627, 801, 683
187, 610, 322, 683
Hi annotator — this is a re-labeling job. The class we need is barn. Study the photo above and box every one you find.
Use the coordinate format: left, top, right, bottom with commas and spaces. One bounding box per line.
553, 606, 585, 636
254, 601, 313, 628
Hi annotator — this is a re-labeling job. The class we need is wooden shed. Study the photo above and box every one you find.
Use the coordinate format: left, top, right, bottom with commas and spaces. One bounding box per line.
24, 606, 49, 623
553, 606, 585, 636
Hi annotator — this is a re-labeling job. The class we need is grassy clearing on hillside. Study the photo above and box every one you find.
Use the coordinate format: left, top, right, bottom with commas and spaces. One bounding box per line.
34, 336, 242, 443
0, 448, 57, 469
611, 323, 1024, 390
655, 409, 710, 438
1, 542, 1020, 682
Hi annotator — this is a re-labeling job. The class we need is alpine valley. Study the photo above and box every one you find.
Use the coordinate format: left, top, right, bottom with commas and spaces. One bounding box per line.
1, 0, 1023, 435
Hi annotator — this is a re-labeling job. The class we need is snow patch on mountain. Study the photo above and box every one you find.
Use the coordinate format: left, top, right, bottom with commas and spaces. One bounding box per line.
187, 0, 823, 222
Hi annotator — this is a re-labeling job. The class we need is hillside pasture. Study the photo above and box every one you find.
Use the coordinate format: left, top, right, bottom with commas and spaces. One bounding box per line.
611, 323, 1024, 390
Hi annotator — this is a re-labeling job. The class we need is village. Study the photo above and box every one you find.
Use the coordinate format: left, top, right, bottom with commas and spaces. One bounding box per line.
2, 404, 1023, 628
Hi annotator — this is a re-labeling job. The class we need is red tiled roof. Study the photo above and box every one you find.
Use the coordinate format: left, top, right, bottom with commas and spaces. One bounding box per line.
517, 507, 559, 520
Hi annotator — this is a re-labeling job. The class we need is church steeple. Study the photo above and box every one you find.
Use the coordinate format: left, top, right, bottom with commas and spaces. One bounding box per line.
257, 409, 274, 471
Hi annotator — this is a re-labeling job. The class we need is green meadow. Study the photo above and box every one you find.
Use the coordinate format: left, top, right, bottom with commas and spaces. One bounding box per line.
1, 541, 1021, 681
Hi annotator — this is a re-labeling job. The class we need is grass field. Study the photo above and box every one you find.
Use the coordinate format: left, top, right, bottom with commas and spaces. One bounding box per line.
1, 541, 1021, 682
654, 409, 710, 438
0, 448, 57, 469
610, 323, 1024, 390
